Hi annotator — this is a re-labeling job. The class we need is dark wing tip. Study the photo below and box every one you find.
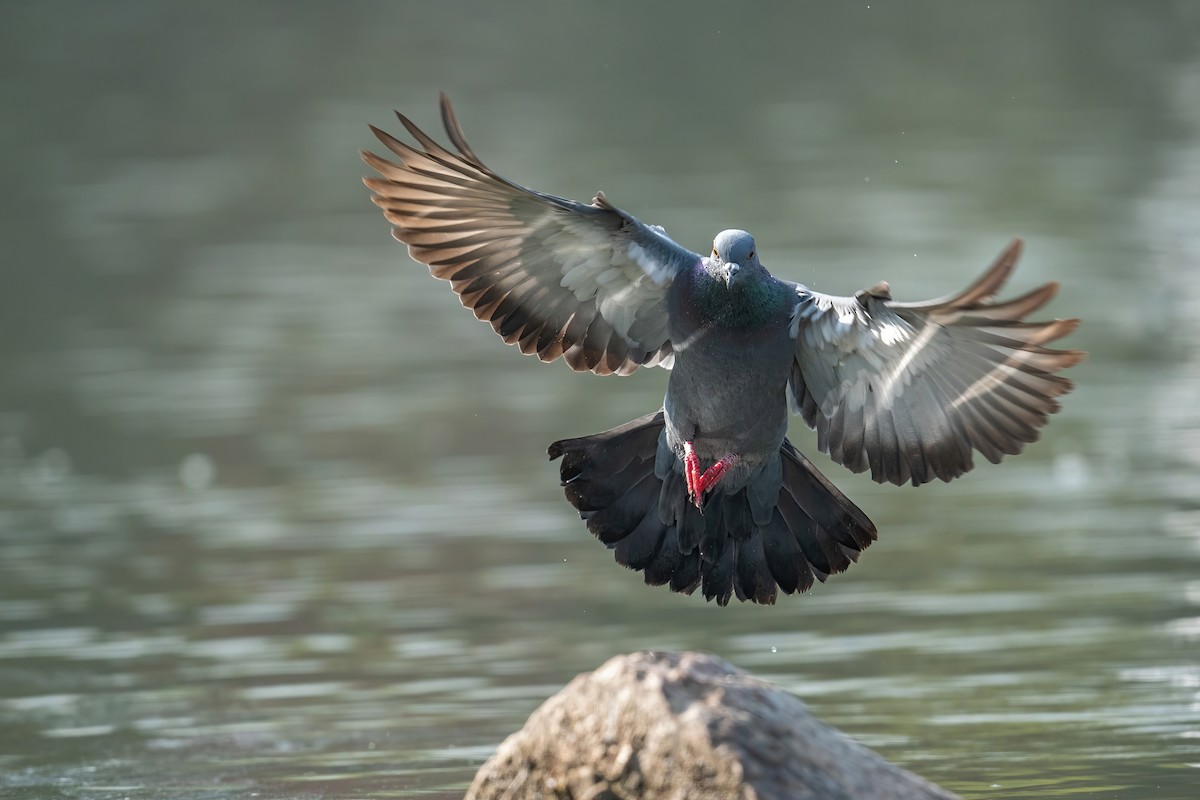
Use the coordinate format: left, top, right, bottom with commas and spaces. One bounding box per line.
1033, 317, 1082, 346
438, 92, 484, 164
366, 124, 423, 164
1006, 281, 1061, 316
956, 237, 1024, 307
996, 236, 1024, 271
1056, 344, 1088, 369
1056, 317, 1082, 335
367, 122, 393, 145
888, 237, 1029, 312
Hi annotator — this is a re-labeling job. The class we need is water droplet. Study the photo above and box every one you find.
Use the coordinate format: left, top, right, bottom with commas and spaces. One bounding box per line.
770, 646, 777, 654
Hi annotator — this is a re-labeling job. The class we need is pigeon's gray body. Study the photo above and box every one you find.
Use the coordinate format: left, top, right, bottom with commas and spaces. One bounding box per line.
661, 253, 797, 521
362, 95, 1084, 605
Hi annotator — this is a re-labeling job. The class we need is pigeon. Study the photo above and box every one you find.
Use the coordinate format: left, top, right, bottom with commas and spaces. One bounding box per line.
362, 94, 1084, 606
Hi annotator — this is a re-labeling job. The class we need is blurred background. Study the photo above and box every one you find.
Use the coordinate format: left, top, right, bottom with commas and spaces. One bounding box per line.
2, 1, 1199, 797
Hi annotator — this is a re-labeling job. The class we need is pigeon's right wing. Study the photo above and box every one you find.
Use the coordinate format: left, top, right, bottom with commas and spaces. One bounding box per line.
786, 240, 1084, 486
362, 94, 699, 376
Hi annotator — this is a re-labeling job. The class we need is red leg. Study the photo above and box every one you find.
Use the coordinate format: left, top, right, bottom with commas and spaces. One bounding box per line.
695, 454, 740, 502
683, 441, 702, 504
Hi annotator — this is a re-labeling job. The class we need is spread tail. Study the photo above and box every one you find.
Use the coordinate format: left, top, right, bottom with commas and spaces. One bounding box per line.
548, 413, 878, 606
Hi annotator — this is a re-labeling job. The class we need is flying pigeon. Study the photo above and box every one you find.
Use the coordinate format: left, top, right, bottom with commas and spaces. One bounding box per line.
362, 95, 1084, 606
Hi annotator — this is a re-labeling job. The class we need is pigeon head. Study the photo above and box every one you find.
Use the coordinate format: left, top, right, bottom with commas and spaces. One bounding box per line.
710, 229, 762, 289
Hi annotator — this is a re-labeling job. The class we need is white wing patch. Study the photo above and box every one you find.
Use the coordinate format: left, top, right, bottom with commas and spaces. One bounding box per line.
626, 240, 677, 286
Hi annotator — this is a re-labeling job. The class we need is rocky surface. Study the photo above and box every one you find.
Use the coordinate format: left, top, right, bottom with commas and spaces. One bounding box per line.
465, 651, 959, 800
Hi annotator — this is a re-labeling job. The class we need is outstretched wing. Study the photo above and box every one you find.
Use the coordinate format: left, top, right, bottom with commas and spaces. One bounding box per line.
362, 94, 700, 376
787, 239, 1084, 486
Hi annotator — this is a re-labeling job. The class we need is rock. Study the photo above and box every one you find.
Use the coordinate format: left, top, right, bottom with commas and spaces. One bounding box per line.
465, 651, 959, 800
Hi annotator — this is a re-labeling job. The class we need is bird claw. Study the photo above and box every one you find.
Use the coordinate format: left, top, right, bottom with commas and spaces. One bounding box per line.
684, 442, 702, 508
683, 444, 739, 511
696, 455, 738, 501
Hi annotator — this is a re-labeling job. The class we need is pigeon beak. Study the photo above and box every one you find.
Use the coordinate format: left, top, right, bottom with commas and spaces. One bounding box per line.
724, 263, 742, 288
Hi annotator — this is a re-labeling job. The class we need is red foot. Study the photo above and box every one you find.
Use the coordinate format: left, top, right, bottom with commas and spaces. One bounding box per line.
683, 445, 740, 510
683, 442, 702, 504
696, 455, 739, 500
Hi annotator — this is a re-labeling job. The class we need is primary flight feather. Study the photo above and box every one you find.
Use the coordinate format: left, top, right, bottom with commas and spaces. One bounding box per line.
362, 94, 1084, 605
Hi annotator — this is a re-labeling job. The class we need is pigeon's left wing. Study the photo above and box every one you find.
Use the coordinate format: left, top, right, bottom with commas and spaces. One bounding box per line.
786, 240, 1084, 486
362, 94, 699, 376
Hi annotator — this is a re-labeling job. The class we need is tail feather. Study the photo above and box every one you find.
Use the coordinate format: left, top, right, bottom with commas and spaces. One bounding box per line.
588, 471, 659, 545
668, 551, 702, 594
721, 490, 756, 540
701, 538, 735, 605
548, 413, 879, 606
657, 468, 685, 531
761, 509, 811, 595
613, 509, 667, 571
775, 490, 831, 579
781, 441, 878, 551
735, 533, 777, 605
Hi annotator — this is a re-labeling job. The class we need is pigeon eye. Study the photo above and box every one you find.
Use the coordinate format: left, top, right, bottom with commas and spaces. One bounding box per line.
712, 248, 718, 258
748, 250, 754, 259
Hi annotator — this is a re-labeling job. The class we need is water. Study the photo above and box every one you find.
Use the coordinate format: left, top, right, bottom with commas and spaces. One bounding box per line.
2, 2, 1199, 797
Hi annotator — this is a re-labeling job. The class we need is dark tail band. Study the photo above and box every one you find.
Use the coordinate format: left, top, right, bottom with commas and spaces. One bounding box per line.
549, 412, 878, 606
